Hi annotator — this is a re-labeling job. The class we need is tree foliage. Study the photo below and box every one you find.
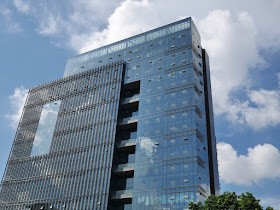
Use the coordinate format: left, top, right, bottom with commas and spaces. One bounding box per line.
188, 191, 273, 210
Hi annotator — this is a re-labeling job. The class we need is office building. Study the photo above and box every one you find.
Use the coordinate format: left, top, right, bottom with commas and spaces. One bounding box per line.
0, 17, 219, 209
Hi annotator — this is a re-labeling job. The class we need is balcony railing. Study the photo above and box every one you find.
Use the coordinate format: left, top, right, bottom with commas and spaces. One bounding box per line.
118, 116, 138, 125
111, 190, 133, 200
117, 139, 137, 148
114, 163, 135, 173
121, 94, 139, 104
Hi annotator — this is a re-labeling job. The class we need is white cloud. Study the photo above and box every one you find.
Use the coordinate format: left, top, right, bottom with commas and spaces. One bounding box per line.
261, 196, 280, 210
13, 0, 30, 14
5, 0, 280, 129
0, 5, 22, 32
241, 89, 280, 129
218, 142, 280, 185
5, 87, 28, 129
78, 0, 166, 53
195, 10, 265, 114
8, 0, 123, 49
194, 11, 280, 130
38, 14, 60, 36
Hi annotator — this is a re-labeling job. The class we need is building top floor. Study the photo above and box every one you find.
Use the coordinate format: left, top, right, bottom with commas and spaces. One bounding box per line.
64, 17, 201, 77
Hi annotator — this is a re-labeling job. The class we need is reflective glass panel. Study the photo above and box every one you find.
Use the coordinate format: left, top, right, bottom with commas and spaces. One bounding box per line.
30, 101, 61, 156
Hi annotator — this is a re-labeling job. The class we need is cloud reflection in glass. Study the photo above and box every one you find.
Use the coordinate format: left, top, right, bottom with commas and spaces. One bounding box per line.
30, 101, 60, 156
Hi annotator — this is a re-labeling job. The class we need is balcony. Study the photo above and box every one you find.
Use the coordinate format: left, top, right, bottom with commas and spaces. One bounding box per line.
117, 139, 137, 149
118, 115, 138, 128
119, 116, 138, 125
114, 163, 135, 176
121, 94, 140, 105
111, 190, 133, 200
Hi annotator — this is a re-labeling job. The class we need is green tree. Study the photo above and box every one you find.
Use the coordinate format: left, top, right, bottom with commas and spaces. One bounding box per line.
238, 192, 262, 210
204, 194, 218, 209
189, 201, 204, 210
188, 191, 274, 210
216, 191, 239, 210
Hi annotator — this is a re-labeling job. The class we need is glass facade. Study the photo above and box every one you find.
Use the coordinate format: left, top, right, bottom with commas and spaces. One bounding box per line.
30, 101, 61, 156
0, 17, 219, 209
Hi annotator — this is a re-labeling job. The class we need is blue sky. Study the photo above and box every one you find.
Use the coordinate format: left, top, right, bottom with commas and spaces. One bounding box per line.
1, 0, 280, 208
